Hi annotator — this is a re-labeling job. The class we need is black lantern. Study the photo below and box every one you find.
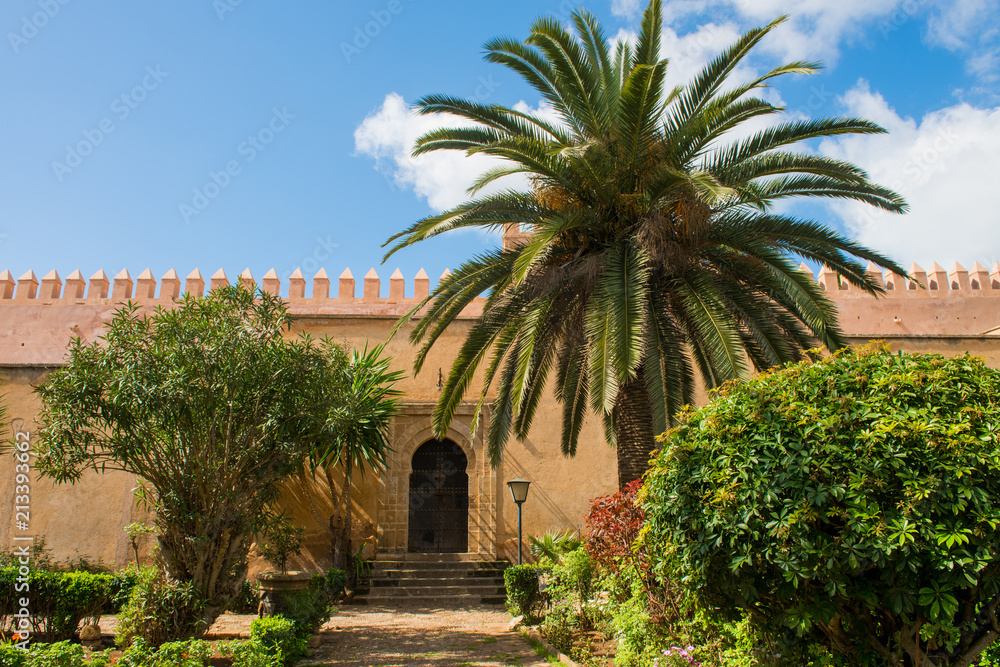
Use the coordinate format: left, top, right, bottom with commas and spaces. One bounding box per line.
507, 479, 531, 564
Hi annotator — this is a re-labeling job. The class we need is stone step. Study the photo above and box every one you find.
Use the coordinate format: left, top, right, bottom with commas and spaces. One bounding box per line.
368, 584, 504, 597
392, 553, 486, 562
373, 558, 507, 568
373, 576, 502, 586
354, 594, 507, 606
371, 567, 506, 578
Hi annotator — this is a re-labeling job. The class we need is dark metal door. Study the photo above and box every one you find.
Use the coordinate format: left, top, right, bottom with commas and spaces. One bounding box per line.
408, 439, 469, 553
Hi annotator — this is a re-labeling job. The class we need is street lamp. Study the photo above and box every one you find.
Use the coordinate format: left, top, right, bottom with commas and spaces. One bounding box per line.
507, 479, 531, 565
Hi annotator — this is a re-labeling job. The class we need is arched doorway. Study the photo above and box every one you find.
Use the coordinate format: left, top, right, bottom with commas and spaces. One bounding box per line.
408, 439, 469, 553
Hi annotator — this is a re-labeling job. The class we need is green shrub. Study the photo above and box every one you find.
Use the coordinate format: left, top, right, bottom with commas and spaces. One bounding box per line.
319, 569, 346, 601
528, 531, 582, 565
278, 579, 330, 637
106, 566, 142, 614
257, 516, 304, 576
27, 640, 86, 667
250, 615, 307, 666
227, 580, 259, 614
644, 347, 1000, 667
85, 650, 116, 667
220, 640, 283, 667
0, 641, 29, 667
116, 637, 156, 667
0, 568, 111, 641
504, 565, 542, 620
115, 566, 206, 648
150, 639, 212, 667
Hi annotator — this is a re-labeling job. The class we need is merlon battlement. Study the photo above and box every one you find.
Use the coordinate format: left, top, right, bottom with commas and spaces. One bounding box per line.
0, 266, 467, 305
1, 261, 999, 306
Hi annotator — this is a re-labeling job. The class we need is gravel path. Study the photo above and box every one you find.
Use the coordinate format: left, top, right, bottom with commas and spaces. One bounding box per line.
300, 605, 551, 667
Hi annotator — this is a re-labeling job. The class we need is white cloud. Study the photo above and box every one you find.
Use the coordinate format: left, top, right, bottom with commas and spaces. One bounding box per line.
818, 81, 1000, 266
614, 0, 999, 82
615, 0, 904, 65
354, 93, 552, 213
611, 0, 641, 20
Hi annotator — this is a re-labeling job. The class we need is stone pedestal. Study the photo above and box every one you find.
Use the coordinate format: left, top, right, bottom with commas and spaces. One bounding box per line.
257, 571, 311, 618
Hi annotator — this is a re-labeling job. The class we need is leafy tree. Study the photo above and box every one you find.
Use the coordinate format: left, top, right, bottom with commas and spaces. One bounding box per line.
28, 286, 360, 628
298, 344, 402, 579
383, 0, 907, 488
642, 346, 1000, 667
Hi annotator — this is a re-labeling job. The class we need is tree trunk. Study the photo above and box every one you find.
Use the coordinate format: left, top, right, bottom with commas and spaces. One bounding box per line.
614, 368, 657, 489
157, 511, 251, 632
342, 458, 355, 589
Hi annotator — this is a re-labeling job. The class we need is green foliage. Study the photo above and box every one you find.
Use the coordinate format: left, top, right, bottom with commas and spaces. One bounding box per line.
123, 523, 155, 564
644, 346, 1000, 666
257, 513, 304, 575
27, 286, 367, 622
85, 651, 116, 667
528, 530, 582, 565
275, 580, 330, 638
106, 565, 142, 614
0, 568, 110, 641
220, 640, 283, 667
227, 579, 259, 614
27, 641, 85, 667
383, 0, 908, 488
348, 540, 372, 583
116, 637, 156, 667
115, 566, 206, 648
149, 639, 212, 667
504, 565, 543, 620
250, 615, 307, 666
321, 569, 347, 600
0, 640, 29, 667
112, 637, 213, 667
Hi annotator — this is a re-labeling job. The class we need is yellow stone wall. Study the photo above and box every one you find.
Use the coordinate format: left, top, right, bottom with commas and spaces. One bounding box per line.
3, 258, 1000, 571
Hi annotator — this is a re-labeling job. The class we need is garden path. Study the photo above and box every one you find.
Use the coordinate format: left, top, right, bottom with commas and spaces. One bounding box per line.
299, 604, 551, 667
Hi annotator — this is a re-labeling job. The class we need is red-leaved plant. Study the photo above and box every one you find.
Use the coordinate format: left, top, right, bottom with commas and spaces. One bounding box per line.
584, 480, 647, 573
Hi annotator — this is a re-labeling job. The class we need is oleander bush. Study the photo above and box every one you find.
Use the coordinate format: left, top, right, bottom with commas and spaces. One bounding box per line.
643, 346, 1000, 667
115, 566, 206, 648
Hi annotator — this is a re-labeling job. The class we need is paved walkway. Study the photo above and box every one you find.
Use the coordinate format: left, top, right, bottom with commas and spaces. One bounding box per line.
300, 605, 551, 667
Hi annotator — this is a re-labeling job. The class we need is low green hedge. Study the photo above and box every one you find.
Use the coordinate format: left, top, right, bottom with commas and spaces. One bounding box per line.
250, 615, 307, 666
504, 565, 543, 620
0, 569, 111, 641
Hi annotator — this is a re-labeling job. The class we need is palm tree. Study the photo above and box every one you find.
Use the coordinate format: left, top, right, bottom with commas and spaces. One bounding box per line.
383, 0, 908, 489
299, 343, 402, 577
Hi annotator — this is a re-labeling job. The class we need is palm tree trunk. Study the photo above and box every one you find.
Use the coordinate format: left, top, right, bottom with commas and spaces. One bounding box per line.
614, 367, 656, 489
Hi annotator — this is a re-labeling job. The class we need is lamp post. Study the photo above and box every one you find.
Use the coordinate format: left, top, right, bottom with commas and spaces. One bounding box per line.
507, 478, 531, 565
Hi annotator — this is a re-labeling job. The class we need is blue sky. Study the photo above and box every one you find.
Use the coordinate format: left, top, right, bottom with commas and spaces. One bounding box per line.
1, 0, 998, 295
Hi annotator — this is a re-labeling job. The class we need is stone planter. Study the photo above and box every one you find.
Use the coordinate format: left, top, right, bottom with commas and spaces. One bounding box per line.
257, 571, 311, 618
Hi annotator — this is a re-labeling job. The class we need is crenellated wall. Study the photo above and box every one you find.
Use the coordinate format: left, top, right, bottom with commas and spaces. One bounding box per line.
0, 266, 478, 309
4, 256, 1000, 570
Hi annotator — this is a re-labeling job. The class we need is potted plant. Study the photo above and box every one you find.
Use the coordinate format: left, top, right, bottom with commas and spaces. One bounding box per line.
256, 512, 309, 617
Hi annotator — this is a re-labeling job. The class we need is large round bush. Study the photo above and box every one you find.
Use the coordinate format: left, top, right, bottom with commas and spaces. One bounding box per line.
643, 346, 1000, 667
